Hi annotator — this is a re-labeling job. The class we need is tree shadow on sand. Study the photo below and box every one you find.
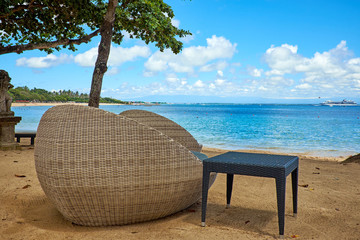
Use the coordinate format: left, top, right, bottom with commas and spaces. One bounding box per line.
342, 153, 360, 164
18, 195, 109, 233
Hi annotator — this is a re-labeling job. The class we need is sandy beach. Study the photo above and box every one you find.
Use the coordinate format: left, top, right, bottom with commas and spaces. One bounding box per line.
1, 139, 359, 240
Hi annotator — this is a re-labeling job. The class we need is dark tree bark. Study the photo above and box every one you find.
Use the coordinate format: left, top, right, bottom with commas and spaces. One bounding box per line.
88, 0, 118, 108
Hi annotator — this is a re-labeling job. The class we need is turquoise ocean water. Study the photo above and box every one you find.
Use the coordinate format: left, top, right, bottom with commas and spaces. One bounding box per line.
13, 104, 360, 158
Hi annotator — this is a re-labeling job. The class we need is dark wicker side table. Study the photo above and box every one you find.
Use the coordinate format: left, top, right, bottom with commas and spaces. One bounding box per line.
201, 151, 299, 239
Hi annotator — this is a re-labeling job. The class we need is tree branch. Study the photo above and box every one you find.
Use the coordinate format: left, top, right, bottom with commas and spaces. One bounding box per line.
0, 1, 45, 19
0, 29, 100, 55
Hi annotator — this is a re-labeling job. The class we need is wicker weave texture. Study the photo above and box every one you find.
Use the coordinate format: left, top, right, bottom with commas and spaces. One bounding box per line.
120, 110, 202, 152
34, 105, 206, 226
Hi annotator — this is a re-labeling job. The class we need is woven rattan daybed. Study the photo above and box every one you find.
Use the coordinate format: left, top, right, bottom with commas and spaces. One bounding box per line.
120, 109, 202, 152
35, 105, 215, 226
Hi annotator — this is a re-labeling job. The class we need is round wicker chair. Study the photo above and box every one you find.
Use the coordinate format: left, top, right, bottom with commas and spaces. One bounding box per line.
35, 105, 214, 226
120, 109, 202, 152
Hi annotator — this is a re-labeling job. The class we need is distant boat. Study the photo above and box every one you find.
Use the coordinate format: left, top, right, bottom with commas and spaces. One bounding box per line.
320, 99, 357, 106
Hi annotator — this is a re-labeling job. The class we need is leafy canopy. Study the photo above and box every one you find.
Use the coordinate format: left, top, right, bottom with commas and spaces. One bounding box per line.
0, 0, 191, 55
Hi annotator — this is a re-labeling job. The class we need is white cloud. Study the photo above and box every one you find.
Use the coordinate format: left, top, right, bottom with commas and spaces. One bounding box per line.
16, 44, 151, 71
264, 41, 353, 78
106, 67, 119, 75
105, 68, 254, 99
165, 73, 187, 87
14, 36, 359, 100
16, 54, 73, 68
214, 79, 225, 85
262, 41, 360, 97
144, 50, 172, 72
320, 83, 334, 89
347, 58, 360, 72
73, 47, 98, 67
75, 45, 151, 67
194, 80, 205, 88
180, 34, 195, 43
200, 61, 228, 72
166, 76, 178, 84
144, 35, 237, 74
143, 71, 156, 77
109, 45, 151, 66
89, 40, 360, 100
209, 83, 216, 89
122, 31, 131, 40
269, 76, 294, 86
295, 83, 312, 89
264, 43, 301, 75
258, 86, 268, 91
171, 19, 180, 28
248, 67, 263, 77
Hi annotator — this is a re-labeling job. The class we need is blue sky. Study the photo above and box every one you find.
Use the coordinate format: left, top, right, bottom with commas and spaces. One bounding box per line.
2, 0, 360, 103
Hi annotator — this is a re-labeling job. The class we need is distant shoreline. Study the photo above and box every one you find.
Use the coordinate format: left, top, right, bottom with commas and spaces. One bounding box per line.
12, 102, 125, 107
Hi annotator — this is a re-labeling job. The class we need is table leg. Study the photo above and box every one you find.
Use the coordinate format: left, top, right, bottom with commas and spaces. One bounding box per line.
201, 167, 210, 227
226, 174, 234, 208
275, 176, 286, 238
291, 168, 298, 217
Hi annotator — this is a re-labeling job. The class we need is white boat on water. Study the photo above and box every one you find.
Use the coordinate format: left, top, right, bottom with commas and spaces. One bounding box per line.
320, 99, 357, 106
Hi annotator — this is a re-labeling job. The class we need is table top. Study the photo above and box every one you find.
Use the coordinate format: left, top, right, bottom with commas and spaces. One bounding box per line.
15, 130, 37, 135
204, 151, 298, 169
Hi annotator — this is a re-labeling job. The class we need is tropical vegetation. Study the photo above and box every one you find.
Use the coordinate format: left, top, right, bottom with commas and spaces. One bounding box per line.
9, 86, 127, 104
